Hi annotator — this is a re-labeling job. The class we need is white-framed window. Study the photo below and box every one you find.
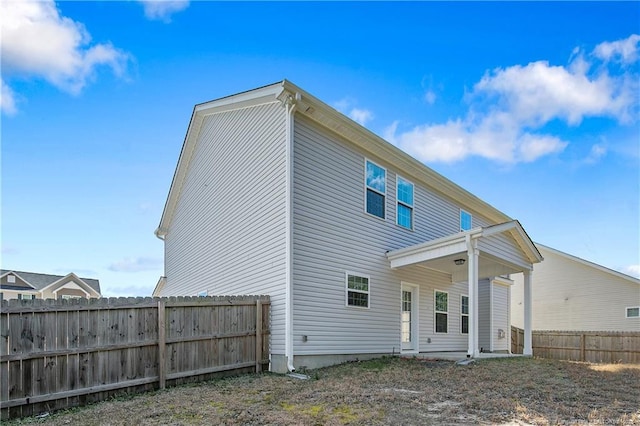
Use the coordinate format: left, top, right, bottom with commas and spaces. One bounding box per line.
60, 295, 82, 300
198, 290, 208, 297
346, 273, 370, 308
461, 295, 469, 334
434, 290, 448, 333
396, 176, 414, 230
460, 209, 472, 231
626, 307, 640, 318
7, 275, 15, 283
365, 160, 386, 219
18, 294, 36, 300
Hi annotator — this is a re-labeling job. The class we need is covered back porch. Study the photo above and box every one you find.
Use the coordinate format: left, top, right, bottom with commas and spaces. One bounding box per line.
387, 220, 543, 358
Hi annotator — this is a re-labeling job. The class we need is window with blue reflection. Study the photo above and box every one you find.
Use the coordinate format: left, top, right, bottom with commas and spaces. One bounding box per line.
366, 160, 386, 219
397, 176, 414, 229
460, 209, 472, 231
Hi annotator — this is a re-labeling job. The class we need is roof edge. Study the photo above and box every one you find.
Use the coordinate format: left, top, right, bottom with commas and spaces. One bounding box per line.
535, 243, 640, 283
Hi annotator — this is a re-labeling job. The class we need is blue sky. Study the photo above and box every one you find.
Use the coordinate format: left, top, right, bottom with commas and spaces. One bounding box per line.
1, 1, 639, 297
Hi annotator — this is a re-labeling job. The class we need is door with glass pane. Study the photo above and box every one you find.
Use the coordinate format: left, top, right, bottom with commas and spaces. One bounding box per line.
401, 283, 418, 352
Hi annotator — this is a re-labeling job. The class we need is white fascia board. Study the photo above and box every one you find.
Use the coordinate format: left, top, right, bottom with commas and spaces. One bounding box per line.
491, 276, 514, 287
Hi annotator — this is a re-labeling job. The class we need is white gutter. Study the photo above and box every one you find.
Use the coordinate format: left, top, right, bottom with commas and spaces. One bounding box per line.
284, 91, 298, 372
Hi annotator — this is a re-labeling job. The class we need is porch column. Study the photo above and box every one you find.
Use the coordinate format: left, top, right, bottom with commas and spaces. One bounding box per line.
523, 269, 533, 356
466, 237, 480, 357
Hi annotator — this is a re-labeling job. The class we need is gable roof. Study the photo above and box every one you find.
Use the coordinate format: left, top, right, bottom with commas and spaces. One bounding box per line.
535, 244, 640, 284
156, 79, 513, 237
0, 270, 101, 294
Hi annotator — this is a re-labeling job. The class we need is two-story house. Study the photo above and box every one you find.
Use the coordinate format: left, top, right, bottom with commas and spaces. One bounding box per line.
154, 80, 543, 373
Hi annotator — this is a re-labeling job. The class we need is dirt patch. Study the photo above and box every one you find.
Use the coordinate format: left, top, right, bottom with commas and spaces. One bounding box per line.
7, 357, 640, 425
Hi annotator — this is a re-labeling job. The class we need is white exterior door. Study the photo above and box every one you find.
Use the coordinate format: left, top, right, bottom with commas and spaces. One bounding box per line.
401, 283, 418, 352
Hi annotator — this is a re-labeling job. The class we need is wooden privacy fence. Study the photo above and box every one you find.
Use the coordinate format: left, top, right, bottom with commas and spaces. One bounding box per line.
511, 326, 639, 363
0, 295, 270, 420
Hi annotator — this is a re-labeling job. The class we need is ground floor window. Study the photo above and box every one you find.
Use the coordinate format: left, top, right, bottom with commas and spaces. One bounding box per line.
627, 307, 639, 318
346, 273, 370, 308
461, 295, 469, 334
435, 290, 448, 333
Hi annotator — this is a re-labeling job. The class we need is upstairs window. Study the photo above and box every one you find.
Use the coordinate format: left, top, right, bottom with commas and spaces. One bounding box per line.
346, 273, 370, 308
397, 176, 414, 229
627, 307, 639, 318
365, 160, 386, 219
435, 290, 448, 333
461, 295, 469, 334
460, 209, 472, 231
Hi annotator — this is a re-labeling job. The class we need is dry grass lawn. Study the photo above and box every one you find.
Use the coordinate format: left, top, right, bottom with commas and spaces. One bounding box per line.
8, 357, 640, 425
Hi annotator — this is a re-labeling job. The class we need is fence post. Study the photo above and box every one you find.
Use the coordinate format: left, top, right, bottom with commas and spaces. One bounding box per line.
580, 333, 585, 362
157, 299, 166, 389
255, 300, 262, 373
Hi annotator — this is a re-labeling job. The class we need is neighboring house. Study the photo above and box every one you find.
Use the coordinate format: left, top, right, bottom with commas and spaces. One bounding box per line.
154, 80, 543, 373
0, 270, 101, 300
511, 244, 640, 332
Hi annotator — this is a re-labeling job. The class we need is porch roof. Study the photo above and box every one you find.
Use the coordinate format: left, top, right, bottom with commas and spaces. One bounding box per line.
386, 220, 543, 281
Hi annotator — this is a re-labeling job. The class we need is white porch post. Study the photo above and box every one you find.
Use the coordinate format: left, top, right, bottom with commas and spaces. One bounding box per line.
523, 269, 533, 356
466, 236, 480, 357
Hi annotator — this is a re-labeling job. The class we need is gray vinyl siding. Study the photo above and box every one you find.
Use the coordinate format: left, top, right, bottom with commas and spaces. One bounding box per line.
162, 101, 288, 354
479, 233, 531, 270
478, 279, 491, 351
511, 246, 640, 332
492, 283, 510, 351
292, 115, 483, 355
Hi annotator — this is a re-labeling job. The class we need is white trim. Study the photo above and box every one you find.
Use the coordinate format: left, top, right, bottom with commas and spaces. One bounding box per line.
460, 294, 469, 335
460, 209, 472, 232
364, 158, 387, 221
345, 272, 371, 309
400, 282, 419, 353
626, 306, 640, 318
434, 289, 449, 334
396, 175, 414, 230
489, 279, 494, 352
492, 276, 514, 287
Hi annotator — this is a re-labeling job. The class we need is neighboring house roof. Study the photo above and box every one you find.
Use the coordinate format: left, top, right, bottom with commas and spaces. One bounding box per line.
0, 270, 102, 294
156, 79, 513, 238
534, 244, 640, 284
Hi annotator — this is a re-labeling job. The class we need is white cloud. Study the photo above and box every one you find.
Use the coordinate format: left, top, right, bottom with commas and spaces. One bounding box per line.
349, 108, 373, 126
388, 35, 639, 164
334, 98, 374, 126
424, 90, 436, 105
1, 78, 17, 115
594, 34, 640, 64
584, 143, 608, 164
0, 0, 130, 112
620, 264, 640, 279
138, 0, 190, 22
108, 257, 163, 273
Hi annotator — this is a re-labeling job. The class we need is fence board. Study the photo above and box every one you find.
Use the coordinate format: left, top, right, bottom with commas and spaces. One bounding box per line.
511, 326, 640, 363
1, 296, 270, 420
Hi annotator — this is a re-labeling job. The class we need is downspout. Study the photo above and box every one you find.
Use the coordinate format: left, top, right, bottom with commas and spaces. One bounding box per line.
284, 92, 298, 372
